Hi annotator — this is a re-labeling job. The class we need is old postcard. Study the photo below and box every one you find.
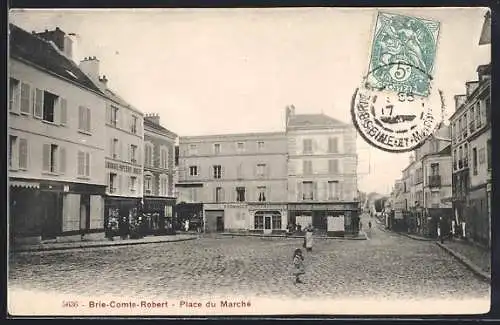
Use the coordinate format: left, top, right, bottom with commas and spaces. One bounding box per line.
7, 7, 491, 317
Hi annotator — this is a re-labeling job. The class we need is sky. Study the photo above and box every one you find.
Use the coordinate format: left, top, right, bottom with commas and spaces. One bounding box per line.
9, 8, 490, 195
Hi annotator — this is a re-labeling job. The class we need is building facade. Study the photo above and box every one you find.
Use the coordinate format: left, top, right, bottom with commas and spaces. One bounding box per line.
9, 25, 107, 244
285, 106, 360, 236
142, 113, 178, 234
77, 56, 145, 236
177, 132, 288, 233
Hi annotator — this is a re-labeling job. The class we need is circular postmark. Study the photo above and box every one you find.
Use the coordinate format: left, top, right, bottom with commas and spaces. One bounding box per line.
351, 63, 444, 153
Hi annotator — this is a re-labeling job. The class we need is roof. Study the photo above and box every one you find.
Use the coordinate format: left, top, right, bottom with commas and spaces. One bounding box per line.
9, 24, 102, 94
287, 113, 347, 129
179, 131, 286, 142
144, 118, 177, 138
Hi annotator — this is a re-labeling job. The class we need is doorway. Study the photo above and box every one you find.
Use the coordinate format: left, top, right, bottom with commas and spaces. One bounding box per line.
264, 215, 272, 234
41, 192, 61, 240
80, 194, 91, 234
216, 216, 224, 232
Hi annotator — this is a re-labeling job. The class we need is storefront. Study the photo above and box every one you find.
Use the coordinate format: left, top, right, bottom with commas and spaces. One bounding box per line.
104, 196, 141, 238
10, 178, 106, 245
288, 202, 360, 236
142, 196, 176, 235
468, 184, 490, 247
248, 203, 287, 234
175, 202, 203, 232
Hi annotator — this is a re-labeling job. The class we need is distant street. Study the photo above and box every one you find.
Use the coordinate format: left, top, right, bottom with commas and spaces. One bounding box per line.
9, 214, 489, 300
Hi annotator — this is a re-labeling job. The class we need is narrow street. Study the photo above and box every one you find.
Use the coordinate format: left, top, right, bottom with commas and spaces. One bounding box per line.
9, 214, 490, 301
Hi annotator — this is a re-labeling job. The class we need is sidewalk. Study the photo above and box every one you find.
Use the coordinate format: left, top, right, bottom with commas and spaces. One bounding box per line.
10, 234, 198, 253
219, 232, 367, 240
437, 239, 491, 281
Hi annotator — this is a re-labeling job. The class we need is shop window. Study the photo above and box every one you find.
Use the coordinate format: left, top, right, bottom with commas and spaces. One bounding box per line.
254, 215, 264, 230
272, 215, 281, 229
236, 187, 246, 202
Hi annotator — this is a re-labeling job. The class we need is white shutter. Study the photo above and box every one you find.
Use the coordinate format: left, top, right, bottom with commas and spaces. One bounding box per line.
34, 88, 43, 118
106, 104, 112, 125
297, 181, 303, 201
18, 138, 28, 169
20, 83, 30, 114
77, 151, 84, 176
85, 152, 90, 177
86, 107, 91, 132
59, 98, 67, 125
78, 106, 83, 130
59, 147, 66, 174
42, 144, 50, 172
220, 187, 225, 202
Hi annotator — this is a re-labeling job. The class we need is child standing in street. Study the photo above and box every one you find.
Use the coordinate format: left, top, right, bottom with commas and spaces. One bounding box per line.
292, 248, 305, 284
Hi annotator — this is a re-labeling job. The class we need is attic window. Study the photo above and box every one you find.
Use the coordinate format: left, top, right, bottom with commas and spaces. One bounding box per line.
65, 70, 78, 79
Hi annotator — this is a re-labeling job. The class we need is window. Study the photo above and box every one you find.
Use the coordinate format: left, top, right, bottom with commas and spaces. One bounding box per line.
161, 147, 168, 168
109, 173, 117, 193
272, 214, 281, 230
215, 187, 223, 203
476, 101, 482, 128
303, 160, 313, 175
108, 105, 119, 127
213, 165, 222, 179
254, 215, 264, 230
112, 139, 119, 159
144, 175, 152, 195
236, 187, 246, 202
303, 181, 314, 200
487, 139, 491, 170
9, 136, 17, 168
144, 143, 153, 166
470, 106, 475, 133
77, 151, 90, 177
328, 137, 338, 153
303, 139, 313, 154
458, 146, 463, 169
78, 106, 91, 132
9, 78, 20, 112
236, 163, 243, 179
430, 163, 440, 176
130, 115, 138, 134
189, 144, 198, 155
129, 176, 137, 193
453, 149, 457, 170
189, 166, 198, 176
130, 145, 138, 164
257, 141, 265, 151
214, 143, 221, 154
328, 159, 339, 174
328, 181, 339, 200
42, 144, 60, 173
18, 138, 28, 170
464, 143, 469, 166
190, 188, 198, 202
257, 163, 266, 177
485, 97, 491, 122
39, 91, 58, 123
237, 142, 245, 152
479, 147, 486, 165
257, 186, 267, 202
160, 176, 168, 196
472, 147, 478, 175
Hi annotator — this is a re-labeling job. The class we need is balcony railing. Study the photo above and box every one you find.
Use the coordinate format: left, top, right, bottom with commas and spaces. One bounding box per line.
428, 175, 441, 188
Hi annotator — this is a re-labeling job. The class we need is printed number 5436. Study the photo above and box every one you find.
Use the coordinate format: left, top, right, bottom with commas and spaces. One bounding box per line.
62, 301, 79, 308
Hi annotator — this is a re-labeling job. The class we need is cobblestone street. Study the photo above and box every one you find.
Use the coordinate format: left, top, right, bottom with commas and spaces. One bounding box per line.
8, 215, 489, 302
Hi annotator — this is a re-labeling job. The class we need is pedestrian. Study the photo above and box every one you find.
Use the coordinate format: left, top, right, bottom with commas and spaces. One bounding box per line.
304, 224, 314, 252
368, 221, 372, 230
185, 219, 190, 232
292, 248, 305, 284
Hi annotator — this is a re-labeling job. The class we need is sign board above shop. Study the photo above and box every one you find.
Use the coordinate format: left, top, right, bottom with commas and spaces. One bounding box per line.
106, 161, 142, 175
289, 204, 358, 211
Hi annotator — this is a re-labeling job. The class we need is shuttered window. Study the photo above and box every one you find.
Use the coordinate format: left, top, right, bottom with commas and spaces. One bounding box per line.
78, 106, 91, 132
59, 98, 67, 125
20, 82, 30, 114
59, 147, 66, 174
33, 88, 43, 118
328, 159, 339, 174
328, 137, 338, 153
77, 151, 85, 176
18, 138, 28, 169
42, 144, 58, 173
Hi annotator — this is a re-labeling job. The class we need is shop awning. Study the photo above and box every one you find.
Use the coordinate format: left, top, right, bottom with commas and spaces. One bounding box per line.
10, 180, 40, 189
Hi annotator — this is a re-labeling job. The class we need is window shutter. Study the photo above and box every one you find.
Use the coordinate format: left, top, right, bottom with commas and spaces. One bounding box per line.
297, 181, 303, 201
77, 151, 84, 176
119, 141, 124, 160
59, 147, 66, 174
42, 144, 50, 171
18, 138, 28, 169
59, 98, 67, 125
313, 182, 318, 200
221, 187, 225, 202
20, 83, 30, 114
34, 88, 43, 118
118, 174, 122, 193
85, 152, 90, 177
110, 138, 114, 157
106, 104, 112, 124
78, 106, 83, 130
86, 107, 91, 132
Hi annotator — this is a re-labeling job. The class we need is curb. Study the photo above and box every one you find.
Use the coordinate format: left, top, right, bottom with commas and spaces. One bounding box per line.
397, 232, 435, 242
219, 233, 367, 240
436, 241, 491, 282
11, 236, 198, 253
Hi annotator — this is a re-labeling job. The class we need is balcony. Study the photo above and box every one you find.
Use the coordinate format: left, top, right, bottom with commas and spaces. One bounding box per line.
428, 175, 441, 188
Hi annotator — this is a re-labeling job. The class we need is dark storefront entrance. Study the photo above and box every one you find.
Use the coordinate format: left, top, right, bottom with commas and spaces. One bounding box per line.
104, 196, 141, 239
143, 197, 176, 235
175, 202, 204, 232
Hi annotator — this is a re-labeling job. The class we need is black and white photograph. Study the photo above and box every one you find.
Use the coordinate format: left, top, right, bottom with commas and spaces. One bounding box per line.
7, 7, 491, 316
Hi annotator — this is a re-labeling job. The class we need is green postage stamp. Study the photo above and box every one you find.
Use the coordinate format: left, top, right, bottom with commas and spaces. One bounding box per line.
366, 12, 440, 97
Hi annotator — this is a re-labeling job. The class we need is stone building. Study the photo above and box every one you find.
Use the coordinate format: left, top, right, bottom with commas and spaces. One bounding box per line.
9, 24, 107, 243
285, 106, 360, 236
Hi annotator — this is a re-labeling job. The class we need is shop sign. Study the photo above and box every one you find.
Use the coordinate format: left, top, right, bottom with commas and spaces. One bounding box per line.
248, 203, 286, 211
222, 203, 247, 209
291, 204, 351, 211
106, 161, 142, 175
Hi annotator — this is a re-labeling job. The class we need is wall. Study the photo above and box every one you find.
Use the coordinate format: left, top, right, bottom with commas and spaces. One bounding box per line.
144, 127, 176, 197
469, 129, 491, 188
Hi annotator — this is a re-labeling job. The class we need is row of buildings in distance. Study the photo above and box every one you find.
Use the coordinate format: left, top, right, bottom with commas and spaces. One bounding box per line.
9, 24, 361, 244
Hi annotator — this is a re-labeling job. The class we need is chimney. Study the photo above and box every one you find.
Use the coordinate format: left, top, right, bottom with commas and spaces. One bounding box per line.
145, 113, 160, 125
35, 27, 76, 60
477, 64, 491, 82
465, 81, 479, 97
99, 75, 108, 88
454, 95, 467, 111
79, 56, 100, 81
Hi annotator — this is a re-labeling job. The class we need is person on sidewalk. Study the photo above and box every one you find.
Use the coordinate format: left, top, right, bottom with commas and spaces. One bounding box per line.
304, 225, 314, 252
292, 248, 305, 284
